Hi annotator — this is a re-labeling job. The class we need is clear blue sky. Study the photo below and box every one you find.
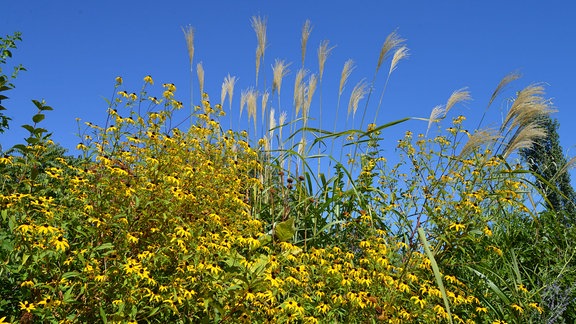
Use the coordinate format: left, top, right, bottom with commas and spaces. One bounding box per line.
2, 1, 576, 179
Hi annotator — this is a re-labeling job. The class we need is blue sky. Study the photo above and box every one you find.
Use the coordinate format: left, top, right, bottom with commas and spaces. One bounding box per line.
2, 1, 576, 180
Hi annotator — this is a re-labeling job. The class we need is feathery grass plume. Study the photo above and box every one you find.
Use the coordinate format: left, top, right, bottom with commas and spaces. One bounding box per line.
458, 128, 501, 158
298, 136, 307, 159
339, 59, 355, 96
425, 105, 445, 136
272, 59, 291, 95
196, 62, 205, 97
348, 79, 368, 119
251, 16, 267, 86
301, 19, 312, 66
294, 68, 308, 117
182, 25, 195, 66
445, 88, 471, 115
303, 74, 318, 122
240, 89, 248, 118
221, 74, 237, 110
278, 111, 287, 135
503, 123, 547, 158
317, 40, 335, 81
261, 91, 270, 120
476, 72, 522, 130
553, 156, 576, 183
377, 30, 404, 73
489, 72, 521, 109
182, 25, 195, 117
268, 108, 276, 140
388, 45, 409, 77
278, 110, 287, 166
246, 88, 258, 131
501, 84, 556, 132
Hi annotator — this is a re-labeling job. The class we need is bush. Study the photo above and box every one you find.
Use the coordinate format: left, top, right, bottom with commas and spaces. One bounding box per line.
1, 21, 573, 323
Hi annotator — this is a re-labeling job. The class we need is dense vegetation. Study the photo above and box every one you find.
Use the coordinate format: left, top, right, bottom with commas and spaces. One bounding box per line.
1, 18, 575, 323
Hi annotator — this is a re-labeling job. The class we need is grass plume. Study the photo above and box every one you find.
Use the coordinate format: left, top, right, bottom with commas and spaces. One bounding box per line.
301, 19, 312, 66
317, 40, 335, 81
251, 16, 268, 86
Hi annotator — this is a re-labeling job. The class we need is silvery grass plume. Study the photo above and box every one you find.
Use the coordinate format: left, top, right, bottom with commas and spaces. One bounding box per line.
388, 45, 409, 77
503, 123, 547, 158
458, 128, 501, 158
318, 40, 335, 81
278, 111, 287, 143
182, 25, 195, 113
294, 68, 308, 117
240, 88, 258, 126
278, 110, 288, 169
552, 156, 576, 183
221, 74, 237, 111
303, 74, 318, 124
373, 44, 410, 123
182, 25, 195, 67
424, 88, 471, 136
196, 62, 205, 97
501, 84, 556, 133
376, 31, 405, 73
272, 59, 291, 96
251, 16, 267, 86
348, 80, 368, 120
261, 91, 269, 121
246, 89, 258, 132
268, 108, 276, 141
301, 20, 312, 66
339, 59, 355, 97
477, 71, 521, 130
334, 59, 356, 130
497, 84, 556, 157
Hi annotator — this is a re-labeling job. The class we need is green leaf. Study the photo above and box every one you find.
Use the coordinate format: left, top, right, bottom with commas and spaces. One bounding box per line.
22, 124, 35, 133
418, 227, 453, 324
62, 271, 82, 279
274, 217, 295, 242
95, 243, 114, 251
32, 113, 45, 123
99, 306, 108, 324
32, 99, 44, 110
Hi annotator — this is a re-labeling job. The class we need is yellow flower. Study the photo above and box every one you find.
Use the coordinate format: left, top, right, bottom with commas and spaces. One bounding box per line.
163, 83, 176, 92
0, 316, 8, 324
476, 306, 488, 313
448, 222, 466, 231
19, 301, 35, 312
511, 303, 523, 313
37, 223, 58, 235
52, 235, 69, 252
144, 75, 154, 85
163, 90, 174, 99
517, 283, 528, 293
115, 76, 123, 84
315, 303, 330, 314
174, 226, 191, 239
20, 280, 34, 288
529, 302, 543, 314
433, 305, 449, 319
94, 275, 107, 282
411, 295, 426, 308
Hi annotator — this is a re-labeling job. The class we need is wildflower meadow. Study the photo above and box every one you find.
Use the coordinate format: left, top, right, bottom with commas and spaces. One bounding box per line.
1, 17, 575, 323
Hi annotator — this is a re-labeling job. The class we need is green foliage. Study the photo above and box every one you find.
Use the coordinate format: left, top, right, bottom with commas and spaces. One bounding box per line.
0, 32, 27, 136
1, 23, 574, 324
